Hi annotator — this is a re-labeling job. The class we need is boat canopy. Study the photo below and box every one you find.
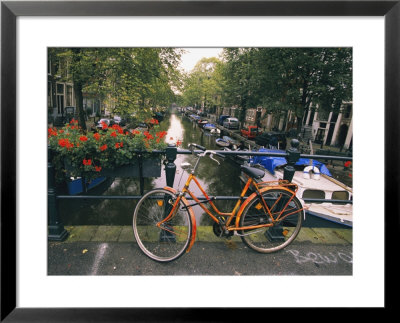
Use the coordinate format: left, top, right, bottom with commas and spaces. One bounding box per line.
250, 148, 332, 177
204, 123, 216, 128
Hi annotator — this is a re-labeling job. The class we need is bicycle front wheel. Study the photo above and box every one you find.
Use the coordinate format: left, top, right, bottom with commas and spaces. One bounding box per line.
239, 188, 303, 253
133, 189, 192, 262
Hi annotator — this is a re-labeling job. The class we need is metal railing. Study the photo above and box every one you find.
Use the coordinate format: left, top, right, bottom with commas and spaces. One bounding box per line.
48, 139, 352, 241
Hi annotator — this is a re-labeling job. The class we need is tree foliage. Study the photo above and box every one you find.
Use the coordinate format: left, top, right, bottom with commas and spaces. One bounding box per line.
49, 47, 183, 129
220, 47, 352, 129
180, 57, 225, 110
180, 48, 352, 132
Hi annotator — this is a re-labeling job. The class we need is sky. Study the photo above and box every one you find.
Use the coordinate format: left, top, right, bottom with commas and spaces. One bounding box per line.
178, 47, 223, 73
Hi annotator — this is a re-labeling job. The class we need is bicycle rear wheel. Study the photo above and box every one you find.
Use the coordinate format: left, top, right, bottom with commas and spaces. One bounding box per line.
239, 188, 303, 253
133, 189, 192, 262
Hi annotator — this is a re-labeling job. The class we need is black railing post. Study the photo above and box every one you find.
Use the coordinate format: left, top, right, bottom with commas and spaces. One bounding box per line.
165, 143, 177, 187
48, 146, 68, 241
283, 139, 301, 183
161, 143, 177, 242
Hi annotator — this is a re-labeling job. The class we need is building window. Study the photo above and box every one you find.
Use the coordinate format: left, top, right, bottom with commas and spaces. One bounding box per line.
57, 83, 64, 95
66, 85, 73, 106
48, 82, 52, 107
344, 104, 352, 118
56, 83, 65, 115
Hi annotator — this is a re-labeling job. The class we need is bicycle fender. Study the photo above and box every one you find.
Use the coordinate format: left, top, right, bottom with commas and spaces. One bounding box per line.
235, 186, 299, 227
163, 186, 197, 253
235, 191, 257, 227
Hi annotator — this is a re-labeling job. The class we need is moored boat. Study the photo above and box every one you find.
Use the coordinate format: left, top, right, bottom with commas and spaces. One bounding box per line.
222, 136, 240, 148
198, 119, 209, 127
203, 123, 217, 131
215, 137, 230, 147
239, 148, 353, 228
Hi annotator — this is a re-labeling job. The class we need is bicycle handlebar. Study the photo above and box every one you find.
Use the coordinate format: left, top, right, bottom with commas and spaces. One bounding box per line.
188, 143, 225, 165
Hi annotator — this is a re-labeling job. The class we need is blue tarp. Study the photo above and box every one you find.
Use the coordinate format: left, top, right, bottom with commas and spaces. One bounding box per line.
250, 148, 332, 177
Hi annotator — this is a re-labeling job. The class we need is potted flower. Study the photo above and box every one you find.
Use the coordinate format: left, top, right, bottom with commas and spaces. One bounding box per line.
48, 119, 168, 184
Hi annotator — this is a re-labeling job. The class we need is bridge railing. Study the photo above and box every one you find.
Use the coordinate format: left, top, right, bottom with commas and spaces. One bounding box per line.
48, 139, 352, 241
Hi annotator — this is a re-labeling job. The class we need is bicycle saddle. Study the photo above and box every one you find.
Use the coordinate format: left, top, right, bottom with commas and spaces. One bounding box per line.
240, 165, 265, 179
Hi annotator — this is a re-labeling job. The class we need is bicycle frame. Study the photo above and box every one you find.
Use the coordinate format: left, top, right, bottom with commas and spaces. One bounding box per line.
160, 171, 302, 235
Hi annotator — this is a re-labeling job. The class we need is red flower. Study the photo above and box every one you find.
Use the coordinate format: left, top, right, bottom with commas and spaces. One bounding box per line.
143, 131, 153, 140
149, 118, 159, 125
58, 138, 73, 149
70, 119, 78, 124
101, 122, 108, 130
132, 130, 140, 135
79, 136, 88, 142
156, 131, 167, 138
100, 144, 107, 151
344, 161, 352, 168
95, 166, 102, 172
58, 138, 67, 147
83, 159, 92, 166
93, 133, 101, 141
48, 128, 57, 137
110, 131, 117, 137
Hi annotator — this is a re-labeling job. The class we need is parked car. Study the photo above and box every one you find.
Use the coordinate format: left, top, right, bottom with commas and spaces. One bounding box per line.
218, 115, 230, 126
254, 131, 287, 149
223, 117, 240, 130
113, 115, 128, 127
241, 125, 263, 139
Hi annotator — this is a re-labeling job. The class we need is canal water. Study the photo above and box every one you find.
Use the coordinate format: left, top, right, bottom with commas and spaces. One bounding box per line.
59, 112, 244, 226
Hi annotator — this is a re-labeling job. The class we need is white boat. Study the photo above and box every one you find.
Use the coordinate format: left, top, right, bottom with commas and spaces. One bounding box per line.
215, 137, 230, 147
239, 148, 353, 228
203, 123, 217, 131
222, 136, 240, 148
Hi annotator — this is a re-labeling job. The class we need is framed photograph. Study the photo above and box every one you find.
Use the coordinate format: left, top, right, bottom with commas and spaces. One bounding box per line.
2, 0, 398, 320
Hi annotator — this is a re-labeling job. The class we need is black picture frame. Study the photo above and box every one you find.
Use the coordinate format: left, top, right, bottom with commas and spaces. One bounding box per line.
1, 0, 397, 321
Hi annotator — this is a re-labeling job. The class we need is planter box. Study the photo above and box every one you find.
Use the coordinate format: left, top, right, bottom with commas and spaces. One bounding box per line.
100, 158, 162, 178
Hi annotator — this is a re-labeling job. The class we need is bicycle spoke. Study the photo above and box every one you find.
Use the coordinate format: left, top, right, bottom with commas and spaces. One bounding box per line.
133, 189, 192, 262
240, 189, 303, 253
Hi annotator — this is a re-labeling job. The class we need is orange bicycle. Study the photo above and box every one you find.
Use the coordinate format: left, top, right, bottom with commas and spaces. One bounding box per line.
133, 143, 305, 262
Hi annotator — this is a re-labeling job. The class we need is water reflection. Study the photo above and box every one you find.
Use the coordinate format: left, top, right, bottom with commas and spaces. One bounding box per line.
60, 112, 243, 226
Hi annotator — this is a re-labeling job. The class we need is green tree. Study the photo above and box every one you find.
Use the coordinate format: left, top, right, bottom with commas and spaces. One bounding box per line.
49, 48, 183, 129
181, 57, 224, 111
220, 47, 352, 132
